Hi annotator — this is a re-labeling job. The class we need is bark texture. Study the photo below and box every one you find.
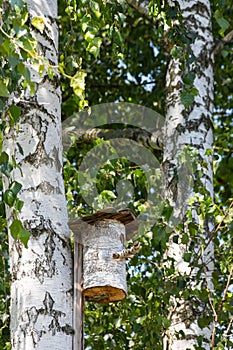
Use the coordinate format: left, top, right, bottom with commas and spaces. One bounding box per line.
82, 220, 127, 303
4, 1, 73, 349
162, 0, 214, 349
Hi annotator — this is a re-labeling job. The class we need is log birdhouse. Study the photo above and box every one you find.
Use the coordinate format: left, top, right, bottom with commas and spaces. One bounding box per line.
69, 208, 139, 303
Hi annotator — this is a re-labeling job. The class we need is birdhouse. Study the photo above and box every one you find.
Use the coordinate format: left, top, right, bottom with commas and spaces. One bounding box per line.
69, 208, 139, 303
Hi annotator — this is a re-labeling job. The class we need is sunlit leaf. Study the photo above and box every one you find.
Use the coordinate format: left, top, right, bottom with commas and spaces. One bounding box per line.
31, 16, 45, 33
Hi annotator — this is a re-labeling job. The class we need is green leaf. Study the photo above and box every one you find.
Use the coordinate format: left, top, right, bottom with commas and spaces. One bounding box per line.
0, 162, 13, 177
0, 201, 6, 217
0, 151, 9, 164
100, 190, 117, 200
19, 38, 37, 53
221, 49, 228, 58
113, 27, 124, 47
3, 190, 16, 207
181, 232, 189, 244
167, 7, 178, 19
171, 46, 181, 59
205, 148, 213, 156
9, 181, 22, 196
216, 18, 230, 35
90, 0, 100, 14
197, 316, 211, 329
15, 198, 24, 212
70, 70, 87, 99
81, 15, 91, 32
183, 252, 192, 262
31, 16, 45, 33
188, 222, 198, 236
188, 53, 196, 64
48, 66, 55, 79
183, 72, 195, 87
10, 219, 30, 247
0, 81, 9, 97
8, 106, 21, 125
11, 0, 24, 8
87, 37, 102, 58
84, 30, 96, 42
181, 91, 194, 108
190, 87, 199, 96
18, 226, 30, 248
17, 62, 31, 82
8, 55, 19, 69
173, 235, 179, 244
0, 99, 4, 111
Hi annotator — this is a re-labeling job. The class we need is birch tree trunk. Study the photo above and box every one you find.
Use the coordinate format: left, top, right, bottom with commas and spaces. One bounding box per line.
162, 0, 214, 348
3, 1, 73, 349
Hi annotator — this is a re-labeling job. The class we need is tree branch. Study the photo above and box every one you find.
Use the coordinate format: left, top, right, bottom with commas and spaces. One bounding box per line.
126, 0, 154, 24
63, 126, 163, 151
213, 29, 233, 55
89, 80, 157, 89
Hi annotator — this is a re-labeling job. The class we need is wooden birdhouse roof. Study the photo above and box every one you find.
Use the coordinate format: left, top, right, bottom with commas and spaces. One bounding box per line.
69, 207, 139, 241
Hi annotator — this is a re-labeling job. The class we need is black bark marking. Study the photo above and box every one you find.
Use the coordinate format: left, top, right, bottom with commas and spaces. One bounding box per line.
18, 292, 72, 347
43, 291, 54, 313
34, 232, 56, 284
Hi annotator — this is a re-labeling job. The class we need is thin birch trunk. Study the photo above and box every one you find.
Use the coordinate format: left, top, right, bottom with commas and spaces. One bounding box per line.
3, 1, 73, 349
162, 0, 214, 348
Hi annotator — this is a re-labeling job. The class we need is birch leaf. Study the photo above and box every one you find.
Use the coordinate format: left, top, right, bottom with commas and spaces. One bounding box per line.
3, 190, 15, 207
181, 91, 194, 108
9, 181, 22, 196
8, 106, 21, 125
31, 16, 45, 33
87, 37, 102, 58
70, 70, 87, 98
10, 219, 30, 248
0, 81, 9, 97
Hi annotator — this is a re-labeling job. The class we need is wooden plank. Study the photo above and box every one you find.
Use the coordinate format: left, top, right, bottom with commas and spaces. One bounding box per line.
69, 207, 138, 242
73, 239, 84, 350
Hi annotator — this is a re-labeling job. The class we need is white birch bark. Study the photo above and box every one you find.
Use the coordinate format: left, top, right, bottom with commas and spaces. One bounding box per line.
82, 220, 127, 303
162, 1, 214, 349
3, 1, 73, 349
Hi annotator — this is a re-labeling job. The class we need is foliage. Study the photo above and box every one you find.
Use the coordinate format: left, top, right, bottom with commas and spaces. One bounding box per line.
61, 1, 233, 349
0, 0, 37, 106
61, 1, 232, 349
0, 0, 232, 349
59, 0, 167, 114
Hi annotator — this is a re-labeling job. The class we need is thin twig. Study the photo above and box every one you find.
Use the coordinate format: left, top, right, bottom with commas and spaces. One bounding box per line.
126, 0, 155, 24
213, 29, 233, 55
211, 266, 233, 348
225, 316, 233, 337
196, 200, 233, 264
217, 266, 233, 315
89, 80, 157, 89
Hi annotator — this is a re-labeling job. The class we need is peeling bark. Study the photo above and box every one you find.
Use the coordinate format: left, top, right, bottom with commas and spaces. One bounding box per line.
82, 221, 127, 303
4, 1, 73, 349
